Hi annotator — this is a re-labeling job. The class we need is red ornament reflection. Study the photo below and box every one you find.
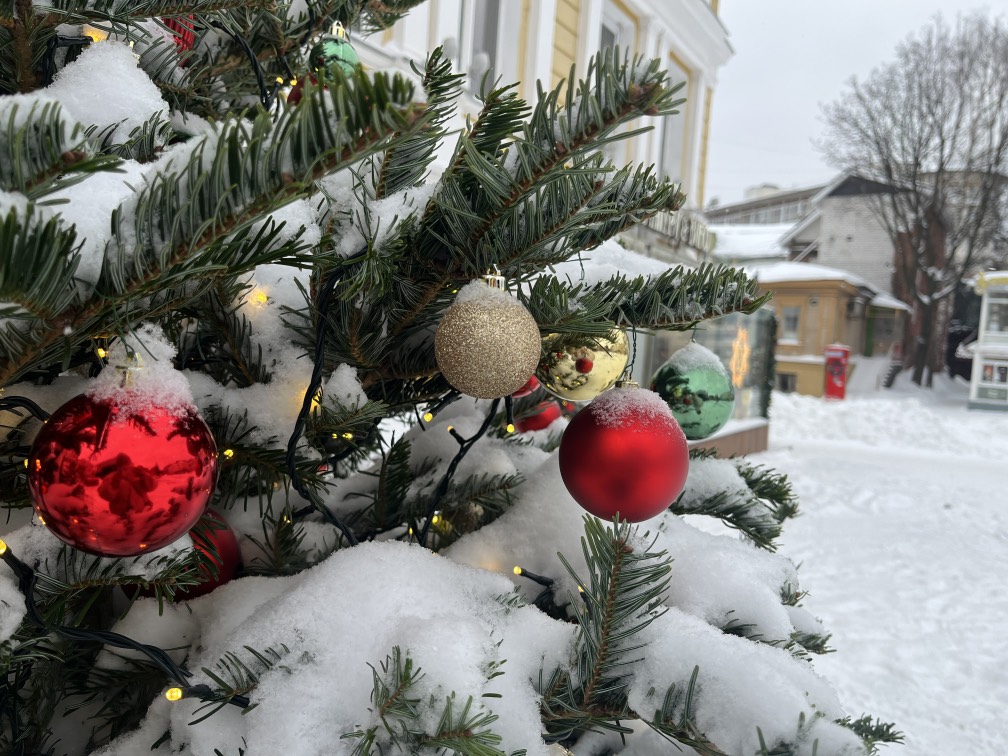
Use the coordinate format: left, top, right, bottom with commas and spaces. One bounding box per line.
27, 394, 217, 557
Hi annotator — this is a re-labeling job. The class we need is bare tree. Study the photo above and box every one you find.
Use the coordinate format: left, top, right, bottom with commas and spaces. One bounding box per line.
820, 13, 1008, 386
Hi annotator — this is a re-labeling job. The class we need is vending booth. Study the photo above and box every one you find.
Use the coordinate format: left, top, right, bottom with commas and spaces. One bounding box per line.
968, 271, 1008, 411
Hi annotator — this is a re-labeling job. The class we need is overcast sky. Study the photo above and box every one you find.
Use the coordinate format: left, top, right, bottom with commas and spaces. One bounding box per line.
704, 1, 1000, 208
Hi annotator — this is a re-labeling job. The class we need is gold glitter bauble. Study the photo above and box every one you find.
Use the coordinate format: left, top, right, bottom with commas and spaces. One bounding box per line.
434, 294, 542, 399
536, 329, 629, 401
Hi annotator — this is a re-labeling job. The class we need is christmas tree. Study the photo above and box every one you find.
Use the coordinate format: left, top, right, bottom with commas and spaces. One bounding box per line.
0, 3, 900, 754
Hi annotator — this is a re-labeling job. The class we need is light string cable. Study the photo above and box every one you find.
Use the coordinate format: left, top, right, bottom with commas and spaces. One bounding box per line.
0, 398, 247, 708
0, 537, 249, 708
415, 397, 500, 548
285, 270, 359, 546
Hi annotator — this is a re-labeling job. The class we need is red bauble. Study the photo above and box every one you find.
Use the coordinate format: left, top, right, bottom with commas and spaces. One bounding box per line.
558, 387, 688, 522
175, 509, 241, 599
574, 357, 594, 374
516, 401, 563, 432
512, 375, 540, 398
27, 394, 217, 557
162, 16, 196, 53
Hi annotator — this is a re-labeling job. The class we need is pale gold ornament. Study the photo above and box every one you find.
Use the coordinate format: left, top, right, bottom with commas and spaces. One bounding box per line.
434, 282, 542, 399
536, 329, 629, 401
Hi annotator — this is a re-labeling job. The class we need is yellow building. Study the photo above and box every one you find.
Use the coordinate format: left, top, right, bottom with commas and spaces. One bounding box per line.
752, 262, 909, 397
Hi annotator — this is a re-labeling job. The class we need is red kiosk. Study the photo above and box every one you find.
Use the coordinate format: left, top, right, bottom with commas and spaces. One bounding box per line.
823, 344, 850, 399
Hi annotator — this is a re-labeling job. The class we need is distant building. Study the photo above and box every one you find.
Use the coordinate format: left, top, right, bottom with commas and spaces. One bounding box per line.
708, 223, 791, 265
705, 184, 823, 226
965, 271, 1008, 411
750, 262, 909, 397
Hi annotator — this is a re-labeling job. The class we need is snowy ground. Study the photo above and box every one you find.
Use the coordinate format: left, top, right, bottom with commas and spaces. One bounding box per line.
759, 370, 1008, 754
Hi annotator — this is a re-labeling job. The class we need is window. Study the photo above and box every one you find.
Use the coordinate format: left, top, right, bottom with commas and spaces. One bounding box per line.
776, 373, 797, 393
660, 55, 690, 182
468, 0, 500, 89
780, 306, 801, 341
986, 300, 1008, 334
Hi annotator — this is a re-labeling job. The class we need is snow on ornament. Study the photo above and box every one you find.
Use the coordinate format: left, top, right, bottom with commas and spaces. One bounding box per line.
434, 278, 541, 399
650, 341, 735, 440
558, 385, 688, 522
26, 326, 217, 558
537, 329, 629, 402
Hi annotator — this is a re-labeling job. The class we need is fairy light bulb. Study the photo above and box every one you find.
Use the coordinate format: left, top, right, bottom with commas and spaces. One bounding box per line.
96, 347, 107, 359
0, 538, 7, 556
222, 449, 235, 459
505, 423, 515, 433
423, 412, 434, 422
165, 687, 184, 702
513, 565, 522, 576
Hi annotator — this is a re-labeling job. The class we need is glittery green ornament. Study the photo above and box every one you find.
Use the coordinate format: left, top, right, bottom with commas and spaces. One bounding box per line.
309, 24, 360, 77
650, 342, 735, 440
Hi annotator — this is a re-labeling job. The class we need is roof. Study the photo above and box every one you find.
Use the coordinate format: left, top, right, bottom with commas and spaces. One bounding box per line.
746, 261, 871, 288
709, 223, 792, 260
778, 210, 821, 247
871, 292, 912, 312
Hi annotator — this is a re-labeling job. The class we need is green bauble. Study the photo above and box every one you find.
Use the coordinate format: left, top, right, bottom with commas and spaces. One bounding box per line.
309, 35, 360, 77
650, 342, 735, 440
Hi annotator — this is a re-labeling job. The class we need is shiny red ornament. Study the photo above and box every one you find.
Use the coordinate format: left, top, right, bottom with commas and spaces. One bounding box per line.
162, 16, 196, 53
175, 509, 241, 599
516, 401, 562, 432
574, 357, 594, 373
512, 375, 540, 398
558, 387, 689, 522
27, 393, 217, 557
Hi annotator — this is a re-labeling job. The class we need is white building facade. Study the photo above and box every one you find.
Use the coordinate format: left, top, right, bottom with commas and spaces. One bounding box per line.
353, 0, 731, 216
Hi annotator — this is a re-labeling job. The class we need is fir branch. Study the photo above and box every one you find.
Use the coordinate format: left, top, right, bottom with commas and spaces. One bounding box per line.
0, 67, 429, 386
35, 0, 269, 22
541, 518, 672, 740
836, 715, 904, 754
525, 263, 770, 338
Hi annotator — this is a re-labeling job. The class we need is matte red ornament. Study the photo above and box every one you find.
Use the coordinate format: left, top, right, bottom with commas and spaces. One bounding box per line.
175, 509, 241, 599
558, 387, 688, 522
27, 394, 217, 557
512, 375, 540, 398
516, 401, 562, 432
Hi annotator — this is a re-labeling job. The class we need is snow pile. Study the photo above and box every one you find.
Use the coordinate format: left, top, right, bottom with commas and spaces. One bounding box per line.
764, 384, 1008, 754
95, 543, 576, 756
45, 42, 169, 144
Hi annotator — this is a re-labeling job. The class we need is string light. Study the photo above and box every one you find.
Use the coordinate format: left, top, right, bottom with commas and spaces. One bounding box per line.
505, 423, 515, 433
422, 412, 434, 422
252, 289, 270, 305
0, 538, 6, 556
96, 347, 107, 359
512, 565, 554, 587
513, 565, 522, 575
222, 449, 235, 459
82, 25, 109, 42
165, 687, 184, 702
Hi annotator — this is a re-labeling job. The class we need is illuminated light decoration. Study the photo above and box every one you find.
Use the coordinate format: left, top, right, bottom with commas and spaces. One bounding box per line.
729, 326, 751, 389
165, 687, 184, 702
446, 425, 454, 432
0, 538, 6, 555
252, 289, 270, 306
96, 347, 107, 359
505, 423, 515, 433
222, 448, 235, 459
82, 25, 109, 42
513, 565, 522, 576
36, 514, 46, 526
341, 432, 353, 440
422, 412, 434, 422
430, 514, 441, 525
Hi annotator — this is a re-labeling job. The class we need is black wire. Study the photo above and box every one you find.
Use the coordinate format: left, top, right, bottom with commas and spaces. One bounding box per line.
284, 271, 358, 547
416, 398, 500, 547
210, 23, 268, 109
0, 546, 249, 708
0, 397, 51, 422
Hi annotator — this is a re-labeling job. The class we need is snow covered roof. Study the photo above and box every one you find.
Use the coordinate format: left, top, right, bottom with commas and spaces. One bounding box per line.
870, 292, 911, 312
746, 261, 871, 288
709, 223, 792, 260
778, 210, 820, 247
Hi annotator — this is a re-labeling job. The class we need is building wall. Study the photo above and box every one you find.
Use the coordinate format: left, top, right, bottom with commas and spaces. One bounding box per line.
818, 195, 895, 295
355, 0, 730, 215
